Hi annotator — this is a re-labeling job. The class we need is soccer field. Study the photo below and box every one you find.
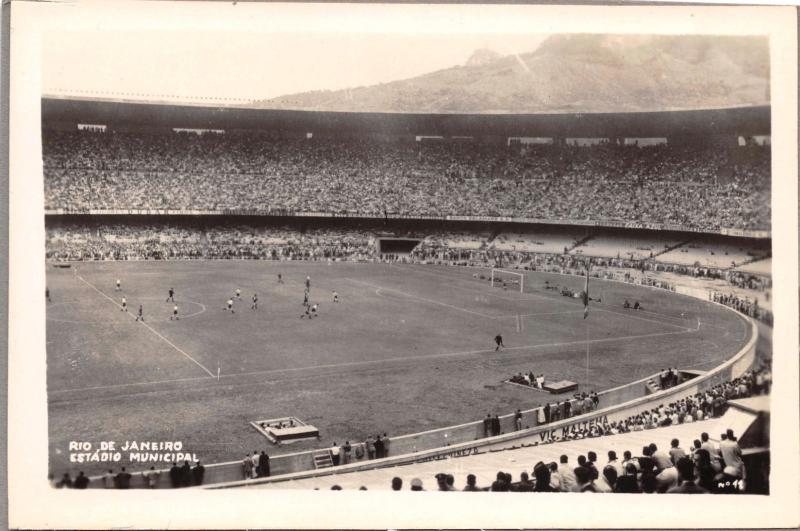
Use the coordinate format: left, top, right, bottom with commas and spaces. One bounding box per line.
46, 260, 751, 475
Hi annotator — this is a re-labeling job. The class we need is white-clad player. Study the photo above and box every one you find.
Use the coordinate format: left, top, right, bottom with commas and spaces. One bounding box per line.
332, 291, 339, 303
171, 304, 179, 320
120, 297, 127, 312
116, 279, 122, 291
235, 288, 241, 300
225, 298, 235, 314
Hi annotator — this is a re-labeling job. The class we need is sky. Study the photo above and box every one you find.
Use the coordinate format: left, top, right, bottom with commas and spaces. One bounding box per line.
44, 31, 548, 104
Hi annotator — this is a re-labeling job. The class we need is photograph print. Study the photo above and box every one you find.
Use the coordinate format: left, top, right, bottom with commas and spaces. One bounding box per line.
9, 2, 799, 529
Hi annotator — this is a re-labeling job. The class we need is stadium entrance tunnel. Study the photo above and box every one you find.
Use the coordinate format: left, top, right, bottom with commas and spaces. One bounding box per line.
378, 238, 422, 254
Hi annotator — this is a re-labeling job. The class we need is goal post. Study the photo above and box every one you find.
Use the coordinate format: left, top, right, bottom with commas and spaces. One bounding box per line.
490, 269, 524, 293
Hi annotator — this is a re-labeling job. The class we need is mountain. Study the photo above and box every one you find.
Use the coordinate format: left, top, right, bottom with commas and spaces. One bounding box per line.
249, 34, 769, 114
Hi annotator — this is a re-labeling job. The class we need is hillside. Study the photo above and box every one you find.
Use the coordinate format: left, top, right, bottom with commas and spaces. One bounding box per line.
250, 34, 769, 114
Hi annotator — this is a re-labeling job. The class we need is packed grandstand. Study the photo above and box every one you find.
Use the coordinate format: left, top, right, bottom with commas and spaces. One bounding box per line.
43, 99, 772, 493
44, 130, 769, 231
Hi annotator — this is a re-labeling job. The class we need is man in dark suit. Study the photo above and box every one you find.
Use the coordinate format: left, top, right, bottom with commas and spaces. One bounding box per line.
73, 471, 89, 489
483, 414, 492, 437
375, 435, 385, 459
180, 460, 192, 487
169, 462, 181, 488
258, 451, 270, 477
491, 414, 501, 436
192, 461, 206, 486
115, 467, 132, 489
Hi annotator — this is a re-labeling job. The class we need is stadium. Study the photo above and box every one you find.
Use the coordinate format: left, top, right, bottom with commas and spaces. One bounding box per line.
43, 95, 772, 495
37, 29, 778, 500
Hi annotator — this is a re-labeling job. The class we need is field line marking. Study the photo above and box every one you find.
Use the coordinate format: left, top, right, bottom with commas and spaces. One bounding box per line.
393, 264, 702, 327
348, 278, 499, 318
50, 326, 696, 395
498, 310, 586, 319
596, 308, 693, 331
50, 374, 214, 394
75, 274, 216, 378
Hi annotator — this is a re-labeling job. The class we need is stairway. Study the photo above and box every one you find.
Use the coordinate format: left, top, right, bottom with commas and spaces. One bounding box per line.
566, 232, 595, 254
312, 451, 334, 470
725, 253, 772, 272
651, 239, 692, 260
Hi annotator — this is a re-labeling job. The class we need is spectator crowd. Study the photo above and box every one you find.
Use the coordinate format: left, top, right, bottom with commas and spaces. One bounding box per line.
711, 291, 773, 326
43, 130, 770, 231
383, 428, 749, 494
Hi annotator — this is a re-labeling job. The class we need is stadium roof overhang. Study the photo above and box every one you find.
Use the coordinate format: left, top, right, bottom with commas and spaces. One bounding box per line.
41, 97, 771, 137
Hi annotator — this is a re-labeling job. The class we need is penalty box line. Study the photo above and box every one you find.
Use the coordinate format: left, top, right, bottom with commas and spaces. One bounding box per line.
395, 264, 701, 329
50, 326, 697, 395
75, 274, 216, 378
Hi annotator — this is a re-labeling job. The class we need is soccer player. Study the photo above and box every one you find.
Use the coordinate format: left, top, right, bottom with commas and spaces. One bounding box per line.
226, 298, 235, 314
305, 276, 311, 290
171, 304, 179, 320
494, 334, 504, 351
310, 303, 319, 317
46, 287, 51, 302
121, 297, 128, 312
277, 273, 284, 284
166, 288, 175, 302
302, 291, 309, 307
332, 291, 339, 303
236, 288, 241, 300
116, 279, 121, 291
301, 305, 311, 319
135, 304, 144, 322
251, 293, 258, 310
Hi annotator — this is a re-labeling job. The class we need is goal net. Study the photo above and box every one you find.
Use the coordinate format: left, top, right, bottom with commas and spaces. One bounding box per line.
490, 269, 524, 293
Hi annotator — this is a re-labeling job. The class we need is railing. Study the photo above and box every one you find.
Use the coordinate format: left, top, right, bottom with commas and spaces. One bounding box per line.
43, 209, 771, 239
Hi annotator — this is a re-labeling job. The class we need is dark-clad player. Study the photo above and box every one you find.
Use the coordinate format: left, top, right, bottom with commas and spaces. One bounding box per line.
305, 276, 311, 290
277, 273, 284, 284
494, 334, 504, 351
166, 288, 175, 302
302, 291, 309, 307
251, 293, 258, 310
135, 304, 144, 322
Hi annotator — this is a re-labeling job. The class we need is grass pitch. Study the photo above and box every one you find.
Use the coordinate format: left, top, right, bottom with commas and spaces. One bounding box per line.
47, 261, 751, 475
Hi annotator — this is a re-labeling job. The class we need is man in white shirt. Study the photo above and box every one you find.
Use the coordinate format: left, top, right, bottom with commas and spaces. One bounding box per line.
719, 429, 745, 479
650, 443, 672, 471
621, 450, 640, 472
607, 450, 625, 477
557, 455, 577, 492
700, 432, 723, 472
250, 451, 260, 479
